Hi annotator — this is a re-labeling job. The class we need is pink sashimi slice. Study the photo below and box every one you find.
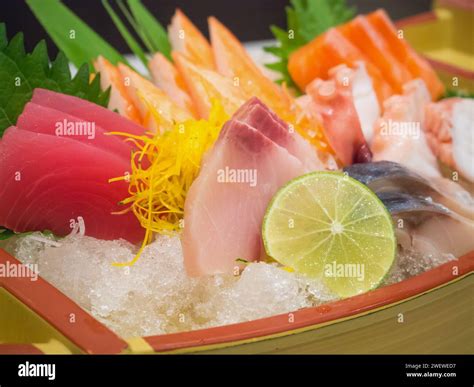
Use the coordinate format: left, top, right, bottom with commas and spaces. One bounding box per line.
424, 97, 474, 182
306, 63, 373, 166
0, 127, 144, 244
31, 88, 146, 137
17, 102, 134, 161
183, 104, 308, 276
233, 97, 325, 171
371, 79, 441, 178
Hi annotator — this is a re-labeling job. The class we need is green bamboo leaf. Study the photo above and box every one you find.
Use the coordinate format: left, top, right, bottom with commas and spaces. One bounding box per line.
26, 0, 127, 68
102, 0, 148, 68
117, 0, 155, 53
127, 0, 171, 60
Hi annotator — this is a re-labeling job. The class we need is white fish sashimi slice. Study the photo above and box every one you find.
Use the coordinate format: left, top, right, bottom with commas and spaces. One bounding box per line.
413, 215, 474, 257
371, 79, 441, 178
423, 97, 474, 183
350, 62, 380, 143
182, 120, 306, 276
232, 97, 325, 171
452, 99, 474, 182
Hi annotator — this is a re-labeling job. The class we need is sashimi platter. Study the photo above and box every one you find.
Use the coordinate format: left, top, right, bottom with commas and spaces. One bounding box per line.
0, 0, 473, 354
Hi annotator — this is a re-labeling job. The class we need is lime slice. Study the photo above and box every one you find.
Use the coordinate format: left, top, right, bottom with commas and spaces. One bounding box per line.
262, 172, 396, 298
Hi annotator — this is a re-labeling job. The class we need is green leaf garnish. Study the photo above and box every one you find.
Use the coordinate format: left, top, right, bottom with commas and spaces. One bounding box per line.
102, 0, 171, 65
0, 23, 110, 137
0, 228, 15, 241
102, 0, 148, 68
116, 0, 155, 53
443, 88, 474, 99
265, 0, 356, 91
126, 0, 171, 60
26, 0, 128, 68
0, 228, 57, 241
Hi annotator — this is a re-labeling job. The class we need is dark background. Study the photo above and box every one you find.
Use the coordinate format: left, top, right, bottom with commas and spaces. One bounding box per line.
3, 0, 432, 54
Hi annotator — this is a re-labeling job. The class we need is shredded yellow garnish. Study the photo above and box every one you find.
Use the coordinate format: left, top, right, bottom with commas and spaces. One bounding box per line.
110, 100, 229, 266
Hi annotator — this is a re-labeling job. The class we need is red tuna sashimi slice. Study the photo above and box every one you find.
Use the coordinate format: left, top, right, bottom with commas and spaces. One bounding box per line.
0, 127, 144, 244
183, 120, 306, 276
233, 97, 324, 171
17, 102, 134, 161
31, 88, 146, 137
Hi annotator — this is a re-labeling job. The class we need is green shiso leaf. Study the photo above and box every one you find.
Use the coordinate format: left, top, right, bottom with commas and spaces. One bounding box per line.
0, 23, 110, 137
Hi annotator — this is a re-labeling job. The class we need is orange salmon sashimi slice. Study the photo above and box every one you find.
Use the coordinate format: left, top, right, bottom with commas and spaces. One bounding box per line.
168, 9, 215, 70
118, 63, 192, 132
173, 51, 248, 118
93, 56, 142, 124
339, 15, 412, 94
208, 16, 289, 113
148, 52, 198, 117
367, 9, 445, 100
288, 28, 393, 104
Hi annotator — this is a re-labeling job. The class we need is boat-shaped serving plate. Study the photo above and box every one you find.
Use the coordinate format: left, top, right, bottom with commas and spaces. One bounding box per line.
0, 249, 472, 354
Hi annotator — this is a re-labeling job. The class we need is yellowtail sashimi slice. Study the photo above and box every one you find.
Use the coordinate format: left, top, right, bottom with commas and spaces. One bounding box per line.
183, 99, 310, 276
262, 172, 396, 298
234, 97, 325, 171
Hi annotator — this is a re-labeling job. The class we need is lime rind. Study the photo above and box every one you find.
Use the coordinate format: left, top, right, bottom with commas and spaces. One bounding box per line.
262, 171, 396, 298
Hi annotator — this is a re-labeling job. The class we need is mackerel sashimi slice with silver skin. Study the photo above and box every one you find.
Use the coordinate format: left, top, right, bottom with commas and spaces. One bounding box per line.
183, 101, 311, 277
0, 127, 144, 244
17, 102, 135, 161
233, 97, 325, 171
31, 88, 147, 137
